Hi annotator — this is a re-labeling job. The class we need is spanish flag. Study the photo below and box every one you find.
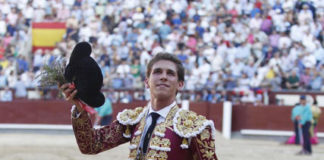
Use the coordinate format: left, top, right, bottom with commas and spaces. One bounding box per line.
32, 22, 66, 52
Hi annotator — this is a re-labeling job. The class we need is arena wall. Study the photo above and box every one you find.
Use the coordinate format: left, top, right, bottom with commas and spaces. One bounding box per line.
0, 100, 323, 132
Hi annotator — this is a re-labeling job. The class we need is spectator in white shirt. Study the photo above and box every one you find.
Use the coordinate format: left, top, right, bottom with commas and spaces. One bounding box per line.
230, 58, 245, 78
211, 51, 223, 72
314, 43, 324, 63
0, 14, 6, 36
302, 51, 317, 69
78, 23, 92, 42
32, 50, 44, 72
249, 13, 262, 30
223, 27, 236, 42
302, 30, 316, 52
278, 32, 292, 49
280, 52, 294, 73
290, 22, 303, 42
116, 60, 130, 78
298, 4, 313, 25
198, 58, 211, 83
14, 76, 27, 99
268, 52, 282, 73
7, 8, 18, 26
33, 6, 46, 22
0, 87, 13, 102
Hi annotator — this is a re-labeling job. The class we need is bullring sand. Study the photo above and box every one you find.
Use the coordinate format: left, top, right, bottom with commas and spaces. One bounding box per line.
0, 131, 323, 160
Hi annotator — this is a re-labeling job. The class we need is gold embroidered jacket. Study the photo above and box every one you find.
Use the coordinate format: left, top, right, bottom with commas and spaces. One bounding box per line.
72, 105, 218, 160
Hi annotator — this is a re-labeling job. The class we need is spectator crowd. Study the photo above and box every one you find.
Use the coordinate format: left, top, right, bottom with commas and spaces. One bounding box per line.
0, 0, 324, 104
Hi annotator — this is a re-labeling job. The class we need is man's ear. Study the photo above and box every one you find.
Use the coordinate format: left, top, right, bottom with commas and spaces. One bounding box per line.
177, 81, 184, 90
144, 78, 150, 88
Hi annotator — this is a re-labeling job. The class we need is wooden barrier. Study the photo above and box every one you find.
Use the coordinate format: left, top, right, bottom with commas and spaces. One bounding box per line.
0, 100, 323, 132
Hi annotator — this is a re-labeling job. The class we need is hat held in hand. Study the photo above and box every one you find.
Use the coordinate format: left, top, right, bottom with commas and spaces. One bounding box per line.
64, 42, 105, 108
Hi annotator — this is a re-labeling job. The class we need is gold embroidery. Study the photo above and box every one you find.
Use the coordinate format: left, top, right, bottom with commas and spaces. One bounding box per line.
160, 151, 168, 159
125, 125, 131, 136
150, 136, 171, 148
73, 116, 129, 154
129, 111, 147, 154
138, 121, 144, 131
196, 138, 216, 150
210, 141, 215, 148
119, 107, 144, 123
135, 107, 144, 114
104, 130, 113, 141
175, 110, 208, 137
155, 124, 166, 134
131, 135, 141, 144
129, 106, 179, 160
129, 149, 137, 158
200, 129, 210, 140
147, 150, 157, 158
203, 150, 215, 159
164, 106, 179, 126
147, 150, 168, 160
182, 138, 188, 146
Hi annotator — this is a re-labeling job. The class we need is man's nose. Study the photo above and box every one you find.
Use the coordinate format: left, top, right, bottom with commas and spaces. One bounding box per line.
160, 71, 167, 80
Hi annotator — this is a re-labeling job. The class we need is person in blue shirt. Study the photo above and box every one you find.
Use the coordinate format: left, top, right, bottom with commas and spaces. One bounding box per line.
291, 103, 302, 144
294, 95, 313, 155
94, 97, 113, 126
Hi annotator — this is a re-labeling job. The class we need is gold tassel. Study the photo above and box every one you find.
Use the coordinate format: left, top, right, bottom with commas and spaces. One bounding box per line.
181, 138, 189, 149
182, 138, 188, 145
125, 125, 130, 135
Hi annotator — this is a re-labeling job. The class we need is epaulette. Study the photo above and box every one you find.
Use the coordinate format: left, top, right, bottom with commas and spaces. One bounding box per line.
117, 106, 147, 125
173, 109, 216, 148
117, 107, 148, 138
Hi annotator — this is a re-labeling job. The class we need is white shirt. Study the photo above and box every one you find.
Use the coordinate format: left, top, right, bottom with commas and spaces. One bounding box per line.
278, 36, 292, 49
138, 101, 176, 150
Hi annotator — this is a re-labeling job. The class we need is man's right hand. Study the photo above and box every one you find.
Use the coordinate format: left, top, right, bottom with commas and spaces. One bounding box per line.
59, 83, 83, 113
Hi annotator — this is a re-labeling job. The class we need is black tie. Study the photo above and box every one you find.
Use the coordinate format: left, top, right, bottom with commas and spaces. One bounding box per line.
143, 112, 160, 154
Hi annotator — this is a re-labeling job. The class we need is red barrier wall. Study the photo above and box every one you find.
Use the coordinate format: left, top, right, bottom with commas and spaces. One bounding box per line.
1, 100, 323, 132
0, 100, 71, 124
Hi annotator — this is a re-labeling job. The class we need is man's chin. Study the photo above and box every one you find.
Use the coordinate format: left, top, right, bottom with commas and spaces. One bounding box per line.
154, 92, 172, 99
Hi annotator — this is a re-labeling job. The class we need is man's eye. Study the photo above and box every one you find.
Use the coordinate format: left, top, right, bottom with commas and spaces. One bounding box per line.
153, 70, 161, 74
168, 71, 175, 76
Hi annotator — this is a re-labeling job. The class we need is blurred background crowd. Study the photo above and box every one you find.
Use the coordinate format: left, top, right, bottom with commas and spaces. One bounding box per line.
0, 0, 323, 104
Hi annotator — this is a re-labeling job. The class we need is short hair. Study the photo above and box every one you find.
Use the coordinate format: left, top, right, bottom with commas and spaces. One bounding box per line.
146, 53, 185, 82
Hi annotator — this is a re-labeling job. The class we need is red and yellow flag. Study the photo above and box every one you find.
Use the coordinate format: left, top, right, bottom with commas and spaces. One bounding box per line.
32, 22, 66, 52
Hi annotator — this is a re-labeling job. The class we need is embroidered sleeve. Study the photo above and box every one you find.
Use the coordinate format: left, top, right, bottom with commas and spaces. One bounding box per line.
117, 107, 147, 125
191, 127, 218, 160
71, 109, 131, 154
173, 109, 218, 159
116, 106, 147, 138
173, 109, 216, 139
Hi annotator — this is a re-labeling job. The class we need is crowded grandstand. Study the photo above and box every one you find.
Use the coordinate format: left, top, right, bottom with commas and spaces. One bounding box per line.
0, 0, 323, 105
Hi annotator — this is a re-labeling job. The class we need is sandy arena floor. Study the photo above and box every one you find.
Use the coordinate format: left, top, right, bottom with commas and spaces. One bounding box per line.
0, 131, 323, 160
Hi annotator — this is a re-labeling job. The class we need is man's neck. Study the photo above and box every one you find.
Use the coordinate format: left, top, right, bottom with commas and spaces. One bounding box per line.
150, 98, 175, 111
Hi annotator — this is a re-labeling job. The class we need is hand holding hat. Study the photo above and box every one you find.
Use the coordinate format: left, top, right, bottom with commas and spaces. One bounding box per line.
64, 42, 105, 108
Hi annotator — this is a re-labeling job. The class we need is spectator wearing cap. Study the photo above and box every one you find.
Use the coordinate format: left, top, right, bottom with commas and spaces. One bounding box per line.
294, 95, 313, 155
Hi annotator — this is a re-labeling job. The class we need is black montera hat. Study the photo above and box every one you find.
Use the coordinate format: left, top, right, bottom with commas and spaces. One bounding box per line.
64, 42, 105, 108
